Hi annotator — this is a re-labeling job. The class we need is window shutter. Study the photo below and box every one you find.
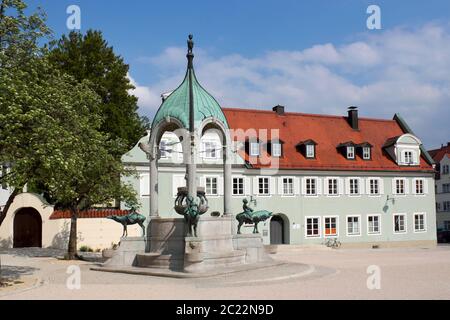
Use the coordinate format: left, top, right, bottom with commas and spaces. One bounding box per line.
200, 176, 206, 189
294, 177, 300, 195
405, 178, 410, 194
359, 178, 365, 195
244, 177, 251, 196
323, 178, 329, 196
139, 173, 150, 197
424, 179, 429, 194
379, 178, 384, 195
218, 177, 224, 195
316, 178, 322, 195
253, 177, 259, 195
392, 178, 397, 195
176, 143, 184, 162
270, 177, 276, 195
216, 142, 222, 160
278, 177, 284, 195
301, 178, 307, 195
200, 142, 206, 160
345, 178, 351, 195
366, 178, 371, 195
338, 178, 344, 195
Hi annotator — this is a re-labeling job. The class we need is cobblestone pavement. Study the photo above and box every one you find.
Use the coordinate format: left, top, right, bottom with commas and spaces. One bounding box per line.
1, 245, 450, 299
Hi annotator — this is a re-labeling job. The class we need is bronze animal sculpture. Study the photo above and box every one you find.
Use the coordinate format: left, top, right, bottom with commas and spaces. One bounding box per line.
174, 187, 208, 237
106, 212, 146, 237
236, 199, 272, 234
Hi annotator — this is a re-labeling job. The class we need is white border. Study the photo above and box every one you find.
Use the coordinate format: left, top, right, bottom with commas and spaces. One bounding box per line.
367, 214, 382, 236
323, 215, 339, 238
304, 216, 321, 239
413, 212, 427, 233
393, 213, 407, 234
346, 215, 362, 236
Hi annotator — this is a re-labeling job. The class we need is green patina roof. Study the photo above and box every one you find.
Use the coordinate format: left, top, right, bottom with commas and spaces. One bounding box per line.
151, 68, 229, 130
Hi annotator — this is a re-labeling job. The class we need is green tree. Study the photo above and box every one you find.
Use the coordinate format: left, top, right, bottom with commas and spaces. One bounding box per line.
49, 30, 149, 151
0, 0, 50, 225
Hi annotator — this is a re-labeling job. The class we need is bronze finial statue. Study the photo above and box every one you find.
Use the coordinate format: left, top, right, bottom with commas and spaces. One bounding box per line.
187, 34, 194, 54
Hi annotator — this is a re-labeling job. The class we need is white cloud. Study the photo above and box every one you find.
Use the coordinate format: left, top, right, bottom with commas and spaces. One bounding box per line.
131, 23, 450, 148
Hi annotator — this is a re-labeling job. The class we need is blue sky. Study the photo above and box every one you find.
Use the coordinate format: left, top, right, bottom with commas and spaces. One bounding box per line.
32, 0, 450, 149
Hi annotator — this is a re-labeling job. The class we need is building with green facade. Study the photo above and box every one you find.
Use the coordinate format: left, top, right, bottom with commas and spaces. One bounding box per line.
122, 37, 437, 248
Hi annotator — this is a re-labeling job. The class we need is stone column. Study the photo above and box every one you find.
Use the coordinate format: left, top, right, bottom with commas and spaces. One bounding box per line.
187, 132, 197, 199
149, 156, 158, 218
223, 161, 232, 216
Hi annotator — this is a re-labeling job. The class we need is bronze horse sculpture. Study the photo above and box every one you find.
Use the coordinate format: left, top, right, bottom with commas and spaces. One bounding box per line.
236, 199, 272, 234
106, 211, 146, 237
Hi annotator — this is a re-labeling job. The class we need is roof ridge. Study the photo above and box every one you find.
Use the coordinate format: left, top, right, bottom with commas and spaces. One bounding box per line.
222, 107, 396, 123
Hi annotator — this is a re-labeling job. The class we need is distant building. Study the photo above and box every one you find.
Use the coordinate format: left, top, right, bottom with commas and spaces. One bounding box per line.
429, 143, 450, 231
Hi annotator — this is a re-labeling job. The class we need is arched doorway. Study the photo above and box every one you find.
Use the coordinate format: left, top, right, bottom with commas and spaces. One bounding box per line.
270, 215, 285, 245
13, 208, 42, 248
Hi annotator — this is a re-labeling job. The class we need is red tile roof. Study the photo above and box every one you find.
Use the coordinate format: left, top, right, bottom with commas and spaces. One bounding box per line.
222, 108, 433, 172
50, 209, 130, 220
428, 144, 450, 163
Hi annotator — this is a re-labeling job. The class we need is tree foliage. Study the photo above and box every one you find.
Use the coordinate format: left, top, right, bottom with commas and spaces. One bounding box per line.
0, 1, 139, 259
49, 30, 149, 151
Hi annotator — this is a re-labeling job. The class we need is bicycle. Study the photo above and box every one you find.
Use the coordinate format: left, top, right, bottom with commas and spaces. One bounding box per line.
324, 238, 342, 249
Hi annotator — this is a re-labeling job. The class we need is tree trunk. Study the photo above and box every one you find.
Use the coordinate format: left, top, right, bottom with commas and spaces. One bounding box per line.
0, 188, 19, 227
67, 208, 78, 260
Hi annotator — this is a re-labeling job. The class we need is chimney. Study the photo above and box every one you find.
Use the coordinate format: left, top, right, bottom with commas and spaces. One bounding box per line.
273, 105, 285, 115
347, 106, 359, 130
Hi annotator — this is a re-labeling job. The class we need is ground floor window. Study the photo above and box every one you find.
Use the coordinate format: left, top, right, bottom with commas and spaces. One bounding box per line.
414, 213, 426, 232
367, 215, 381, 235
347, 216, 360, 236
324, 217, 337, 237
394, 214, 406, 233
306, 217, 320, 238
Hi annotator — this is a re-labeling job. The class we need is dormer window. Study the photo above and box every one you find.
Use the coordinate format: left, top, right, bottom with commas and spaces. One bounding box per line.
272, 143, 282, 157
296, 139, 317, 159
250, 142, 260, 156
306, 144, 315, 158
363, 147, 371, 160
383, 134, 421, 166
347, 146, 355, 159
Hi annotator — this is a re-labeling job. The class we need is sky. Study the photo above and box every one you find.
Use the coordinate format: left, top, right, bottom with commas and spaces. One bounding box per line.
32, 0, 450, 150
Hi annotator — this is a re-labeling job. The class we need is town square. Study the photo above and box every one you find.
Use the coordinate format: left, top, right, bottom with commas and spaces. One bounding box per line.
1, 0, 450, 304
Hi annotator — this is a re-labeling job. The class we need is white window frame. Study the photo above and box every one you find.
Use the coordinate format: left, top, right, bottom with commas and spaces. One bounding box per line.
400, 149, 419, 166
367, 214, 382, 235
203, 140, 219, 159
327, 178, 339, 197
393, 213, 407, 234
413, 213, 426, 233
305, 177, 318, 197
306, 144, 315, 158
347, 146, 355, 159
305, 216, 321, 238
257, 177, 270, 197
323, 216, 339, 238
282, 177, 294, 197
393, 178, 407, 196
250, 142, 260, 156
363, 147, 371, 160
349, 178, 360, 196
346, 215, 361, 236
413, 178, 425, 196
272, 143, 282, 157
205, 176, 219, 196
232, 176, 245, 196
368, 178, 380, 197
